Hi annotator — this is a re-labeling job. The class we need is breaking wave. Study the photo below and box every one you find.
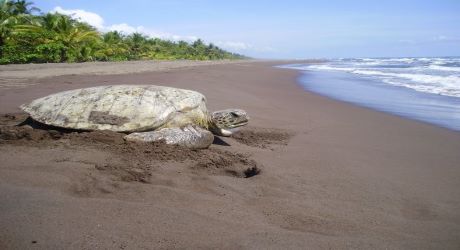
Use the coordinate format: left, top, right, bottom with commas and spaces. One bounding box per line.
288, 57, 460, 97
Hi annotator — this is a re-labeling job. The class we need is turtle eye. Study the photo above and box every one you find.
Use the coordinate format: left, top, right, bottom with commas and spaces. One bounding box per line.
230, 112, 239, 117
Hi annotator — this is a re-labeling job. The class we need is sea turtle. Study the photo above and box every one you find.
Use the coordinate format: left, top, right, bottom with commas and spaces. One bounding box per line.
20, 85, 249, 149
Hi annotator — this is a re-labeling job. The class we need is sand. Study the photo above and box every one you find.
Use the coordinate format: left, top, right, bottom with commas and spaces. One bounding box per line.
0, 60, 459, 249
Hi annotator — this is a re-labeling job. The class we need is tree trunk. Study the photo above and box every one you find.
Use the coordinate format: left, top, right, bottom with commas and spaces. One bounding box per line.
0, 36, 4, 58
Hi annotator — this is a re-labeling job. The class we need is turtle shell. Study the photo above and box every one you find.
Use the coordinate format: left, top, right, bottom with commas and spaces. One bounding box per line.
20, 85, 209, 132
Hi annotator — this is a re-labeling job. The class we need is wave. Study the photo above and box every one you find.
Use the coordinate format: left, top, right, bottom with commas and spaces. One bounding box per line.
382, 79, 460, 97
287, 58, 460, 98
352, 70, 460, 85
306, 66, 460, 87
428, 65, 460, 72
353, 57, 460, 66
357, 58, 417, 63
307, 65, 356, 71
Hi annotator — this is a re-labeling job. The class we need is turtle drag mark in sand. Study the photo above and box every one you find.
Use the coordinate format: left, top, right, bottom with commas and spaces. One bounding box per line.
0, 113, 262, 183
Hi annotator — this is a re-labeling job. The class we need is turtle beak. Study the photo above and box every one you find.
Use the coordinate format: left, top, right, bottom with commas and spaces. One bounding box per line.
230, 110, 249, 128
228, 117, 249, 128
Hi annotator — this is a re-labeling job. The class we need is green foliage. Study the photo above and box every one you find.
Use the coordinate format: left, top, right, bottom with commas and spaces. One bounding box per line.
0, 0, 247, 64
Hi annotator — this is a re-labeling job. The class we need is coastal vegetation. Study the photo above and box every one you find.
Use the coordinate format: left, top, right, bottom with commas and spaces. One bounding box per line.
0, 0, 245, 64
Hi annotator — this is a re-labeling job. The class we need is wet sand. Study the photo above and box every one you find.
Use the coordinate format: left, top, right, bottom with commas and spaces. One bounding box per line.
1, 61, 459, 249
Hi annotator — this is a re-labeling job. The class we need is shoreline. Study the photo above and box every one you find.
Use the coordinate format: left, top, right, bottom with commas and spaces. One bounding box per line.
298, 71, 460, 132
282, 60, 460, 132
1, 61, 459, 249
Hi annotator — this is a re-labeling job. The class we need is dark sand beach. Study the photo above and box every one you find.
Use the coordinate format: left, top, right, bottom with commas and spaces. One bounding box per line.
1, 61, 459, 249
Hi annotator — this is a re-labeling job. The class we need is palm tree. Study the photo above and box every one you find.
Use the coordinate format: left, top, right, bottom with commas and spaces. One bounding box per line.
0, 0, 38, 54
127, 32, 149, 59
15, 13, 100, 61
9, 0, 39, 15
96, 31, 129, 61
0, 0, 14, 45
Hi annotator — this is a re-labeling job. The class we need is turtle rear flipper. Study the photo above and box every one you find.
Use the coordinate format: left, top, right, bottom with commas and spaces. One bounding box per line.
124, 125, 214, 149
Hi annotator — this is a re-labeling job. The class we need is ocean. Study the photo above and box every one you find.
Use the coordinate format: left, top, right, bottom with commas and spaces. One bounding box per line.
281, 57, 460, 131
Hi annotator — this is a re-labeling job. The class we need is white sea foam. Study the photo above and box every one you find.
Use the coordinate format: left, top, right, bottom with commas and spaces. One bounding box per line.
355, 61, 383, 66
351, 70, 388, 75
382, 79, 460, 97
289, 57, 460, 97
358, 58, 376, 62
353, 71, 460, 85
382, 58, 415, 63
280, 57, 460, 130
353, 71, 460, 97
418, 58, 432, 62
307, 65, 355, 71
428, 65, 460, 72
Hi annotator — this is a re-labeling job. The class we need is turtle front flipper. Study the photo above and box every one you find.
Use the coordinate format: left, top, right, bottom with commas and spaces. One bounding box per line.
124, 125, 214, 149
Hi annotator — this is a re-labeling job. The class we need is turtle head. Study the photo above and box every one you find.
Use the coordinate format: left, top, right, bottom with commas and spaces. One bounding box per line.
210, 109, 249, 136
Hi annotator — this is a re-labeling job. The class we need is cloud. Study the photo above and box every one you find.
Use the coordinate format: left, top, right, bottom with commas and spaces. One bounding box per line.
398, 39, 416, 44
52, 6, 105, 29
106, 23, 137, 34
215, 41, 275, 52
50, 6, 269, 53
434, 35, 448, 41
107, 23, 198, 42
397, 36, 460, 46
215, 41, 250, 50
433, 35, 460, 42
52, 6, 197, 42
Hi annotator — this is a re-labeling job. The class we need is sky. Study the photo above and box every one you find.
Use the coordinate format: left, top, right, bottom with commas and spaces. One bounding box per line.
33, 0, 460, 59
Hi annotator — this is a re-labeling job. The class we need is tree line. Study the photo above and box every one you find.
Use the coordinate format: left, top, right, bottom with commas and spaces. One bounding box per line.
0, 0, 246, 64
